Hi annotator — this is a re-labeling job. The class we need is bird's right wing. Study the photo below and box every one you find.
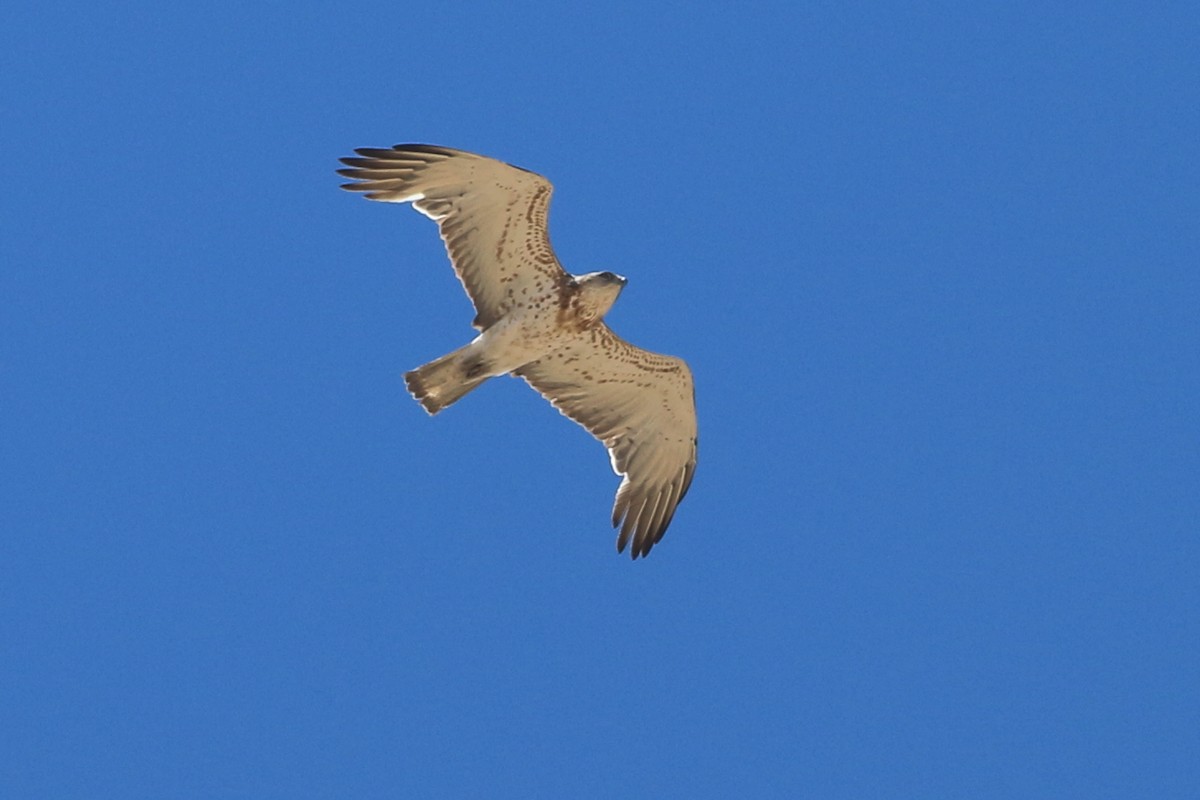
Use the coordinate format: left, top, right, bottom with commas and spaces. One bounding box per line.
338, 144, 567, 329
516, 325, 698, 559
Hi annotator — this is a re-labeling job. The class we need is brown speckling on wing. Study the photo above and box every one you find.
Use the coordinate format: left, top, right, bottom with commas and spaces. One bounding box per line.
337, 144, 567, 329
516, 325, 698, 559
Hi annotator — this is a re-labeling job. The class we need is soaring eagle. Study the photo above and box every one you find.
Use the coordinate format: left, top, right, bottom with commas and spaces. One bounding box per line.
338, 144, 697, 558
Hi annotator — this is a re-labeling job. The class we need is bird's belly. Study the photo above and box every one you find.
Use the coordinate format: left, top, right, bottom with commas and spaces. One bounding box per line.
470, 311, 566, 377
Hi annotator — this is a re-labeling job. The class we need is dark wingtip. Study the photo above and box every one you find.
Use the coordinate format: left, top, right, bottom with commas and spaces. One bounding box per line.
616, 527, 655, 560
389, 143, 458, 156
616, 525, 631, 556
634, 537, 652, 560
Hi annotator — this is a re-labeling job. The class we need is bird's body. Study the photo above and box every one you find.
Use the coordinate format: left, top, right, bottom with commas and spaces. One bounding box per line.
338, 144, 697, 558
406, 268, 626, 411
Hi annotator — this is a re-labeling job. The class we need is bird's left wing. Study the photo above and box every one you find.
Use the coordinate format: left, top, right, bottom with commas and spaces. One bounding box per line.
516, 326, 698, 558
337, 144, 565, 329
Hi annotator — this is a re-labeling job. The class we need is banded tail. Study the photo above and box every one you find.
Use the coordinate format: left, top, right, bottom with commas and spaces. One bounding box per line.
404, 345, 490, 414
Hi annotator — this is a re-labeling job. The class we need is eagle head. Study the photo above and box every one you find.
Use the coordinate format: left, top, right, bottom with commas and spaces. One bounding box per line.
573, 271, 627, 323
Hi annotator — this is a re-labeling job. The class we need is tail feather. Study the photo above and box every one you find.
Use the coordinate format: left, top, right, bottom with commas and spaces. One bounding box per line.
404, 345, 489, 414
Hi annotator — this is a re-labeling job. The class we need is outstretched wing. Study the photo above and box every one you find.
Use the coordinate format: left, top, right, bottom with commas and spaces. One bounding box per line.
338, 144, 566, 329
516, 326, 698, 559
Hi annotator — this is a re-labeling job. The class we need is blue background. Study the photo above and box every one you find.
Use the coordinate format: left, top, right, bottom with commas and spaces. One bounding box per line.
3, 2, 1197, 797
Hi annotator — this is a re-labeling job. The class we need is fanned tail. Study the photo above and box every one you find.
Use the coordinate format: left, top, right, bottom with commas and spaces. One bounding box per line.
404, 345, 490, 414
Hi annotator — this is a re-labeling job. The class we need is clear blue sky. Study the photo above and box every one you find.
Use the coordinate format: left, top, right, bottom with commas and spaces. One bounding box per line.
2, 2, 1197, 797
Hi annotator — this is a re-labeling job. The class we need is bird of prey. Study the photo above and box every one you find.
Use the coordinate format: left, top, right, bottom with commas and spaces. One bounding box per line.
337, 144, 697, 558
